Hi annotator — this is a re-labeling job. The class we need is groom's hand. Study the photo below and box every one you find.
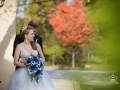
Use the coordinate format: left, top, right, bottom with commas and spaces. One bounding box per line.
20, 58, 27, 64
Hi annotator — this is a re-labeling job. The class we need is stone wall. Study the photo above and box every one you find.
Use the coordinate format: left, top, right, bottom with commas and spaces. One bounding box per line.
0, 0, 16, 89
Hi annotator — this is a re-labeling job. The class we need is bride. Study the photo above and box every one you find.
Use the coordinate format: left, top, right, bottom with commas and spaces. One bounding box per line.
5, 26, 55, 90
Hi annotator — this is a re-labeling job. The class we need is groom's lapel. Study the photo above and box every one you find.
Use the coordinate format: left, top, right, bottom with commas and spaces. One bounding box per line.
34, 35, 38, 43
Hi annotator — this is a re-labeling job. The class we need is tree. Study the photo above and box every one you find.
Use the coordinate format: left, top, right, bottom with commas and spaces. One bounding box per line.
49, 0, 93, 68
44, 44, 64, 66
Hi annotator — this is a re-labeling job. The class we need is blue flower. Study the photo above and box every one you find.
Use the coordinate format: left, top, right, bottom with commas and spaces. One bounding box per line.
31, 61, 36, 65
34, 75, 41, 82
27, 66, 32, 73
33, 68, 37, 73
38, 68, 41, 70
28, 66, 31, 70
31, 65, 36, 70
40, 62, 43, 67
33, 57, 38, 62
35, 70, 41, 75
27, 58, 31, 64
36, 61, 40, 65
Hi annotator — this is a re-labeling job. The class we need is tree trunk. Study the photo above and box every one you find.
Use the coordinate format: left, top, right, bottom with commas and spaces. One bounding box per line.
72, 49, 75, 68
52, 55, 55, 66
105, 54, 107, 66
87, 51, 90, 63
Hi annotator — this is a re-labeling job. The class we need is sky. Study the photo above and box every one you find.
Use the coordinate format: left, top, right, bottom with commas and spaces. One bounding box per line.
67, 0, 73, 5
17, 0, 74, 18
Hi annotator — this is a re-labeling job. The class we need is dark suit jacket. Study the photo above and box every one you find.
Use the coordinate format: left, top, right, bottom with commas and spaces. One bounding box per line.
12, 34, 43, 70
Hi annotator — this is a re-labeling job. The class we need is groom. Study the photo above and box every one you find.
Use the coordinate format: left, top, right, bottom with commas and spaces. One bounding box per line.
12, 20, 43, 70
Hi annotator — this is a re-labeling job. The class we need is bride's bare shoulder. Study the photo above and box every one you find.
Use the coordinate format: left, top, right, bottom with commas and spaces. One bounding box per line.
16, 43, 23, 49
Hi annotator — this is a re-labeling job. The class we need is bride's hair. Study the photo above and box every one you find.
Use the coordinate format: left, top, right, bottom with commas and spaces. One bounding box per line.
20, 26, 37, 50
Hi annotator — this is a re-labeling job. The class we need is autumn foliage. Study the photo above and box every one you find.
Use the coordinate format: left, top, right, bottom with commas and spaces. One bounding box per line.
49, 0, 93, 48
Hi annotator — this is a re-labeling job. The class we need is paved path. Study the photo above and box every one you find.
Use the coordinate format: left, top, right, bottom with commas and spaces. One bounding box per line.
52, 79, 80, 90
45, 67, 113, 87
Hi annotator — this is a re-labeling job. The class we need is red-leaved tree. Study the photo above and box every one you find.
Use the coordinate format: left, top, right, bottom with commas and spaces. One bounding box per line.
49, 0, 93, 68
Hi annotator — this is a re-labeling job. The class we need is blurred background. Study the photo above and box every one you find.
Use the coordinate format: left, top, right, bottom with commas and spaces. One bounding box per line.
16, 0, 120, 90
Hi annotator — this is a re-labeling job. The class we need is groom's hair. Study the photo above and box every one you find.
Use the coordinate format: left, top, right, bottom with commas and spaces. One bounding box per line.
28, 20, 38, 29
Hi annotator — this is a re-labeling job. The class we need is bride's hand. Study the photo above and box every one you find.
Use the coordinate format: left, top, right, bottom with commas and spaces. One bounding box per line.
19, 58, 27, 64
37, 55, 44, 63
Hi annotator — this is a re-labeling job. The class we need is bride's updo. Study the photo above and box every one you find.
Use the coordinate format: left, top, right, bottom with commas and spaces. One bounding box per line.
20, 26, 37, 50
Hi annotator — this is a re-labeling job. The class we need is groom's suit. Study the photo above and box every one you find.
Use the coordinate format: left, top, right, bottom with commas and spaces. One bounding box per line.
12, 34, 43, 70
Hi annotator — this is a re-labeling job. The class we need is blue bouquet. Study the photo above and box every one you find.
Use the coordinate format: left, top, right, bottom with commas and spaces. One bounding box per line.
26, 55, 44, 83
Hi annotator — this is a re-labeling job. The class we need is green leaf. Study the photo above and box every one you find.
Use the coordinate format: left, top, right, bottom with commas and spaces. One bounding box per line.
30, 75, 34, 82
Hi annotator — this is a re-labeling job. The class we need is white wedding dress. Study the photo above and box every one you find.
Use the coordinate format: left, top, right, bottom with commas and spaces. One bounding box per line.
5, 47, 55, 90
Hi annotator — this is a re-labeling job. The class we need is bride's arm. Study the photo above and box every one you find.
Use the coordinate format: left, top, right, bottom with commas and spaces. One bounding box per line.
36, 43, 45, 62
14, 44, 25, 67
